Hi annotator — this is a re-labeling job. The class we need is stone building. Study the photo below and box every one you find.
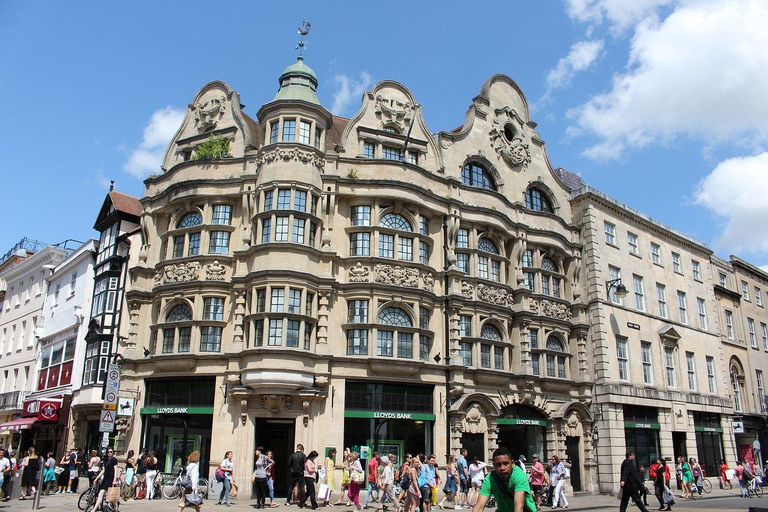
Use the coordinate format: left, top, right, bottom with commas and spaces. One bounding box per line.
117, 57, 598, 492
571, 188, 734, 492
712, 255, 768, 469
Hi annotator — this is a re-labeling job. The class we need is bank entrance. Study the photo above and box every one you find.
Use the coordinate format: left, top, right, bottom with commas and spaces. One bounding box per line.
255, 419, 295, 497
623, 406, 660, 478
497, 406, 547, 461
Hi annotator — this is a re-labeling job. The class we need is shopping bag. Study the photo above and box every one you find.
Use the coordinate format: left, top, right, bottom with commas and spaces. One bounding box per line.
662, 485, 675, 505
106, 486, 121, 503
186, 491, 203, 506
431, 486, 437, 505
616, 487, 623, 500
318, 483, 330, 501
230, 481, 239, 498
725, 469, 735, 480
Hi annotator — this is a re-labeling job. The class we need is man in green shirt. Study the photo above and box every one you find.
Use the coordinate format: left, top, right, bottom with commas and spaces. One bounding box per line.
472, 448, 536, 512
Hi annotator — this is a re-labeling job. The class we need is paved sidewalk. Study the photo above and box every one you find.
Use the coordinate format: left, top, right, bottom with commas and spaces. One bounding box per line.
5, 487, 768, 512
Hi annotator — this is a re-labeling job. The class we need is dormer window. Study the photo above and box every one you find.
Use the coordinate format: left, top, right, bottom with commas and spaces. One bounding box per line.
525, 188, 553, 213
382, 146, 401, 161
462, 163, 496, 191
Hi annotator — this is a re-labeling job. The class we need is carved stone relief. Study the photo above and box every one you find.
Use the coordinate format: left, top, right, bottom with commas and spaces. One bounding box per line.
193, 95, 227, 132
374, 95, 413, 131
256, 148, 325, 171
460, 281, 474, 299
529, 299, 539, 315
476, 283, 514, 307
374, 264, 419, 288
540, 299, 573, 320
205, 260, 226, 281
489, 107, 531, 171
154, 261, 201, 286
349, 262, 370, 282
422, 273, 435, 292
260, 394, 293, 413
461, 404, 489, 434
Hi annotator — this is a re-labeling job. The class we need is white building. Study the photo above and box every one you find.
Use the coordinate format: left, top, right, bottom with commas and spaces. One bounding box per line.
24, 240, 97, 456
0, 242, 68, 451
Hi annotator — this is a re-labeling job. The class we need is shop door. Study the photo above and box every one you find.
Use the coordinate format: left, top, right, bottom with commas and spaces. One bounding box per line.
565, 436, 581, 492
256, 419, 295, 498
461, 433, 484, 462
672, 432, 687, 490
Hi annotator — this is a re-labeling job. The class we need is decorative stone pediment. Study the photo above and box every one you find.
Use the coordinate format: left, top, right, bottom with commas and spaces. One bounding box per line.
658, 325, 681, 348
476, 283, 514, 307
260, 394, 293, 413
193, 95, 227, 132
255, 147, 326, 171
154, 261, 201, 286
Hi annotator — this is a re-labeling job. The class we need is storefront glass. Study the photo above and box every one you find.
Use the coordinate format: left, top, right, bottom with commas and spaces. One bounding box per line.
497, 405, 546, 461
624, 405, 660, 476
141, 378, 215, 475
344, 381, 433, 463
693, 411, 724, 478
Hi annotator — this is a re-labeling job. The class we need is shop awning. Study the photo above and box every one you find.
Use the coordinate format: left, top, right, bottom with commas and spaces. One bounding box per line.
0, 417, 36, 434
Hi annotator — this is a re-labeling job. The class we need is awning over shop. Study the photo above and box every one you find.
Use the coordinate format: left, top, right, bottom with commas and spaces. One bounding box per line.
0, 417, 36, 434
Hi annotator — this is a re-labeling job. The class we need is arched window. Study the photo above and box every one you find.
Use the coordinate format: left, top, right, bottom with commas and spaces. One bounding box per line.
481, 324, 503, 341
731, 365, 744, 412
380, 213, 413, 232
544, 334, 568, 378
378, 307, 412, 327
541, 258, 558, 272
166, 304, 193, 322
546, 335, 565, 352
462, 163, 497, 191
525, 188, 553, 213
177, 212, 203, 228
376, 306, 414, 359
478, 238, 499, 255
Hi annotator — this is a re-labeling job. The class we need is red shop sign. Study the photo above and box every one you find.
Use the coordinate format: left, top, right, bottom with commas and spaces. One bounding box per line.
38, 400, 60, 421
22, 399, 38, 418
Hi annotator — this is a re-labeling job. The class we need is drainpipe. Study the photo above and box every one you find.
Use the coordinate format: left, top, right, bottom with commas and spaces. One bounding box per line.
443, 216, 451, 460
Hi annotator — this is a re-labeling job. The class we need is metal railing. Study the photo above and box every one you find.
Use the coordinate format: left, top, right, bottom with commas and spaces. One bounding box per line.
0, 390, 21, 410
0, 237, 84, 267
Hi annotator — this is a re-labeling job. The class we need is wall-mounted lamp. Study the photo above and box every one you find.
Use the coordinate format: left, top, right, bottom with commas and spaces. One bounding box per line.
606, 278, 629, 299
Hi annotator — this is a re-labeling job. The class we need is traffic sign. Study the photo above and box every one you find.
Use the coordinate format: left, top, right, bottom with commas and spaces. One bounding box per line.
101, 432, 110, 448
99, 408, 115, 433
104, 363, 121, 407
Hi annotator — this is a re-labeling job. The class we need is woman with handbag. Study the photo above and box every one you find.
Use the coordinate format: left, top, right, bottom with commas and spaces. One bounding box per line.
218, 450, 234, 506
251, 447, 271, 509
88, 449, 102, 487
347, 451, 364, 511
302, 451, 319, 510
323, 448, 336, 506
20, 448, 39, 499
438, 455, 458, 510
121, 450, 137, 501
43, 452, 57, 495
92, 448, 119, 511
177, 451, 202, 512
335, 448, 352, 507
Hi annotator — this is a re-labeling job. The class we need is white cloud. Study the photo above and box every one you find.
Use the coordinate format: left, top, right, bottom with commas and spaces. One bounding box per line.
565, 0, 674, 35
544, 40, 604, 94
567, 0, 768, 161
694, 151, 768, 254
331, 72, 373, 116
123, 106, 185, 178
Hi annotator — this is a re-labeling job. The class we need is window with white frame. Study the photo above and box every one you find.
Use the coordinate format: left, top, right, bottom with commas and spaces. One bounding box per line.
657, 283, 668, 318
69, 272, 77, 296
665, 347, 676, 387
299, 121, 311, 145
651, 243, 661, 264
633, 275, 645, 311
758, 370, 766, 414
742, 281, 750, 301
641, 342, 653, 385
731, 367, 743, 412
719, 272, 727, 287
677, 291, 688, 324
762, 322, 768, 351
530, 329, 540, 376
269, 121, 279, 144
692, 260, 701, 280
686, 351, 697, 390
749, 317, 757, 348
725, 310, 734, 339
672, 253, 682, 273
706, 356, 716, 393
697, 298, 708, 330
604, 221, 616, 245
282, 119, 296, 142
477, 238, 501, 282
608, 266, 622, 304
628, 232, 639, 255
756, 287, 764, 307
617, 336, 629, 381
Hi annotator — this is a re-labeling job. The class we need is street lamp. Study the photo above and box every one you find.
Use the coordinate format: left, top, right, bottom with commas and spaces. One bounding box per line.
606, 278, 629, 299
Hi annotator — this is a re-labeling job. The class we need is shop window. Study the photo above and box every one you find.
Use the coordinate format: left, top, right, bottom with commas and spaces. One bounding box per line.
145, 378, 216, 407
345, 381, 433, 413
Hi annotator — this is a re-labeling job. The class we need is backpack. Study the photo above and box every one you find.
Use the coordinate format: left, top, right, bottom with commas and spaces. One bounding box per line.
182, 474, 193, 494
216, 467, 226, 482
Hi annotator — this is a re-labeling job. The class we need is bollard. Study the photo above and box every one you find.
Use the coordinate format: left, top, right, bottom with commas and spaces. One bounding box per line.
32, 465, 42, 510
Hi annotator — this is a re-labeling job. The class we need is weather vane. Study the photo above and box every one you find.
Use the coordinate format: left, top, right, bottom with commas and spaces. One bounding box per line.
296, 19, 311, 58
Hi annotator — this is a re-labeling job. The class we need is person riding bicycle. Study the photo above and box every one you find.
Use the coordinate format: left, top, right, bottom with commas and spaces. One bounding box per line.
92, 449, 119, 511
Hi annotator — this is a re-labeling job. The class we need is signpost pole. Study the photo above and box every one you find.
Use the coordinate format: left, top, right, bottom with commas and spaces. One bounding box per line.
99, 361, 121, 454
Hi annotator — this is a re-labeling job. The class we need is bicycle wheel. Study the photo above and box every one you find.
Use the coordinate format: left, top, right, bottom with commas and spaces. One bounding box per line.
701, 478, 712, 493
161, 480, 181, 500
198, 478, 209, 499
755, 484, 764, 498
78, 488, 92, 510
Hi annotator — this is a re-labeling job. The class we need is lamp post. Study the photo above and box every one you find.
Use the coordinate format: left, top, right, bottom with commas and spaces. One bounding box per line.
605, 278, 629, 300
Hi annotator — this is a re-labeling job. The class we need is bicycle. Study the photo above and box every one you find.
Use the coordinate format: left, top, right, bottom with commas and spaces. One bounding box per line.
748, 476, 764, 498
78, 483, 98, 511
161, 469, 209, 500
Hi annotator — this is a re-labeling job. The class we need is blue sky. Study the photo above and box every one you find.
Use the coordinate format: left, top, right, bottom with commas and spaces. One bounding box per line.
1, 1, 767, 267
